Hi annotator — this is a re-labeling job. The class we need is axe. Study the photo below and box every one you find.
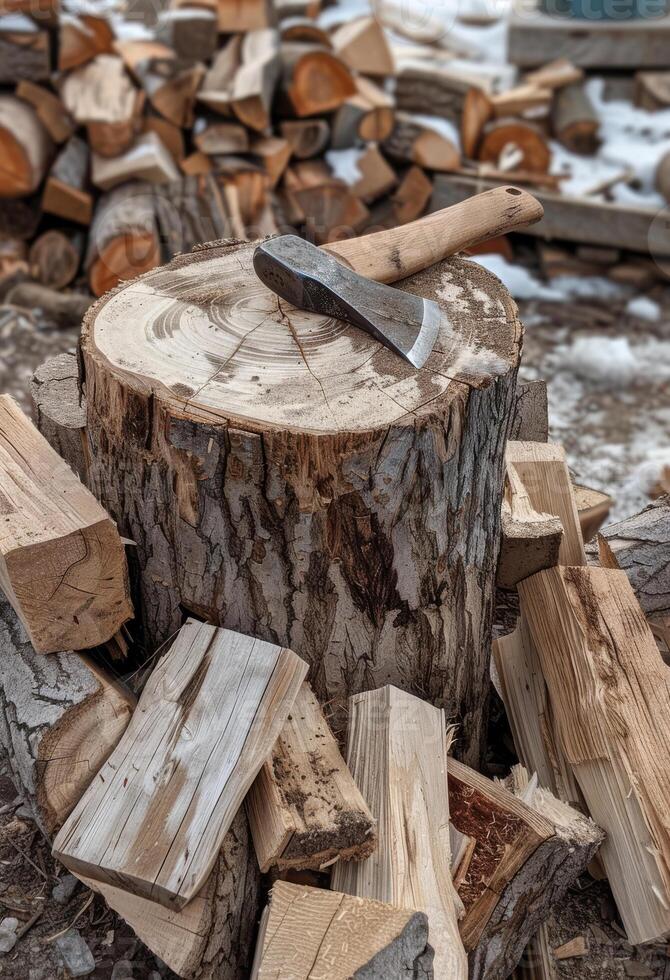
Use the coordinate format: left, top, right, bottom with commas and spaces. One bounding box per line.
253, 185, 543, 368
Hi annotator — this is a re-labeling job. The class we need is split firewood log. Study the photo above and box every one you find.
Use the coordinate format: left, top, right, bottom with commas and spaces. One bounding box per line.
216, 0, 275, 32
0, 395, 132, 653
0, 194, 41, 240
196, 34, 242, 115
214, 156, 269, 226
193, 120, 249, 155
524, 58, 584, 91
156, 6, 218, 62
231, 28, 281, 132
180, 150, 212, 174
461, 87, 492, 159
0, 592, 135, 838
0, 94, 53, 197
116, 40, 205, 127
359, 165, 433, 232
331, 686, 467, 979
86, 181, 161, 296
450, 761, 603, 980
81, 809, 261, 980
28, 228, 83, 289
490, 84, 552, 119
497, 458, 563, 590
634, 70, 670, 111
551, 82, 600, 155
91, 131, 180, 190
281, 42, 356, 116
573, 484, 612, 542
0, 0, 58, 21
31, 352, 88, 482
142, 112, 186, 163
15, 80, 74, 143
246, 682, 376, 872
251, 135, 291, 187
77, 238, 522, 762
60, 54, 143, 157
395, 66, 482, 124
152, 174, 242, 254
282, 163, 369, 241
252, 881, 434, 978
383, 114, 460, 171
330, 15, 394, 77
58, 12, 114, 70
331, 78, 395, 148
279, 16, 331, 46
347, 145, 397, 203
280, 117, 330, 158
478, 118, 551, 174
42, 135, 93, 225
0, 12, 50, 81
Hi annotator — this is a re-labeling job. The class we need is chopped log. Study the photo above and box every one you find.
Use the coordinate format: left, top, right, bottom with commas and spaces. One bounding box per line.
493, 615, 581, 806
330, 15, 394, 77
491, 84, 552, 119
28, 228, 83, 289
246, 682, 376, 873
15, 81, 74, 144
116, 40, 204, 127
280, 16, 331, 45
194, 121, 249, 156
524, 58, 584, 90
450, 760, 603, 980
573, 485, 612, 542
231, 28, 281, 132
216, 0, 274, 32
30, 352, 88, 483
60, 54, 142, 158
331, 80, 395, 148
382, 164, 432, 226
479, 119, 550, 174
54, 619, 307, 910
332, 686, 467, 979
505, 441, 586, 565
197, 35, 242, 115
497, 460, 563, 590
142, 113, 185, 163
251, 135, 291, 187
395, 65, 483, 125
517, 565, 670, 943
281, 43, 355, 117
551, 82, 600, 155
0, 591, 135, 838
0, 0, 57, 22
214, 156, 269, 226
0, 193, 41, 238
634, 70, 670, 111
348, 145, 397, 203
596, 497, 670, 618
383, 114, 460, 171
0, 95, 53, 198
280, 117, 329, 158
58, 13, 114, 70
81, 808, 261, 980
157, 7, 218, 62
79, 244, 521, 762
0, 395, 132, 653
180, 150, 212, 174
251, 881, 433, 979
86, 181, 161, 296
152, 174, 238, 255
461, 87, 492, 158
91, 131, 180, 191
0, 12, 50, 81
509, 379, 549, 442
283, 166, 369, 242
42, 135, 92, 226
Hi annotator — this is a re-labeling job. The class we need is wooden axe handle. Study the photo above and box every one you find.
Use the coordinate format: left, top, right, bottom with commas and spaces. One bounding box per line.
322, 185, 544, 284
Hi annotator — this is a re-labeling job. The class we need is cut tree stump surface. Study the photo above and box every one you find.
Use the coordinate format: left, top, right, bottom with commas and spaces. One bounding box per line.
53, 618, 307, 910
81, 241, 522, 763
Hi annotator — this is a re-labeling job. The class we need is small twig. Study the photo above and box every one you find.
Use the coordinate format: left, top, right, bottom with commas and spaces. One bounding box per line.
5, 837, 49, 881
15, 904, 44, 942
44, 892, 94, 944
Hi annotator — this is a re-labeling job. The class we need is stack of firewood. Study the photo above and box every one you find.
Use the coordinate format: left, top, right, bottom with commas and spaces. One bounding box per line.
0, 0, 466, 301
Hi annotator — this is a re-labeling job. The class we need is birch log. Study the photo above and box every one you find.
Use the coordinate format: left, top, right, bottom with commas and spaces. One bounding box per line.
79, 243, 522, 762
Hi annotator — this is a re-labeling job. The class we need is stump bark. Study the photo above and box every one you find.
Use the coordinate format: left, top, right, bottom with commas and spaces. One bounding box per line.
79, 240, 522, 762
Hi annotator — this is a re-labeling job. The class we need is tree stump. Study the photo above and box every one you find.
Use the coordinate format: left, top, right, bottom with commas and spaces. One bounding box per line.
80, 239, 521, 761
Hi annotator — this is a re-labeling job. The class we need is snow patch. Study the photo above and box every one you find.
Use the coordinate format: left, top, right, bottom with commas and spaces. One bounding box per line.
626, 296, 662, 322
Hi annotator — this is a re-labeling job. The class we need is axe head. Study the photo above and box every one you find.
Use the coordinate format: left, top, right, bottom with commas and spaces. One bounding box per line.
253, 235, 442, 369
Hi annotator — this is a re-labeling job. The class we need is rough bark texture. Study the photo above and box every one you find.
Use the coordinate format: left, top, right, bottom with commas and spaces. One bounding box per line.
0, 592, 134, 837
30, 352, 88, 482
79, 243, 521, 762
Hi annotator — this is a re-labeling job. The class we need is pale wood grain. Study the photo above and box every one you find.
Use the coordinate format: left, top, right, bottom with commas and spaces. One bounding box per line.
246, 682, 376, 872
251, 880, 433, 979
331, 685, 467, 980
53, 619, 307, 909
518, 566, 670, 943
0, 394, 132, 654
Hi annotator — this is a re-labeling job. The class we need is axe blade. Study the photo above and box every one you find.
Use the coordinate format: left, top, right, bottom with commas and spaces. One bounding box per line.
253, 235, 442, 369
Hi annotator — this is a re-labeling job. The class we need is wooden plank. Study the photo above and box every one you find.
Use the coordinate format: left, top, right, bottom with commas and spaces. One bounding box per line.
508, 10, 670, 69
0, 395, 132, 655
246, 682, 376, 872
331, 685, 467, 980
251, 881, 433, 979
430, 174, 668, 257
518, 566, 670, 944
53, 619, 307, 910
506, 441, 586, 566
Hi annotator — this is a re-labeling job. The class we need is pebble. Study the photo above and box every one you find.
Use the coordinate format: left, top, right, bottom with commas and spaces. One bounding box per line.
54, 929, 95, 977
111, 961, 134, 979
52, 873, 78, 905
0, 917, 19, 954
